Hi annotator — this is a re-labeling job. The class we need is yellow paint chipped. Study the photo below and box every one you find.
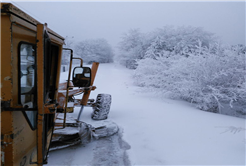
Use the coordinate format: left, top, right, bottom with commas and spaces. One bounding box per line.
4, 76, 11, 81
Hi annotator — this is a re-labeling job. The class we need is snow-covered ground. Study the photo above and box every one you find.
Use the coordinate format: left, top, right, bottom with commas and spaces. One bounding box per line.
47, 63, 245, 166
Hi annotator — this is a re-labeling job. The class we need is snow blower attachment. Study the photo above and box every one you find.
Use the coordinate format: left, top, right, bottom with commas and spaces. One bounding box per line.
51, 49, 117, 150
50, 118, 119, 151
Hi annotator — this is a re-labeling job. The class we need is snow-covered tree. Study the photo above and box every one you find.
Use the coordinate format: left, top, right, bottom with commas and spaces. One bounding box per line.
116, 29, 146, 69
117, 26, 216, 69
144, 26, 216, 58
75, 38, 114, 64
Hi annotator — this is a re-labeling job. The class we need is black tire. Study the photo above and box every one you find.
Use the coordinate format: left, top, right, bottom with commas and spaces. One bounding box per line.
91, 94, 112, 120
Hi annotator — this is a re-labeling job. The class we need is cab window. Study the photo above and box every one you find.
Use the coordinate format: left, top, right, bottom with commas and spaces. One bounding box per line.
18, 42, 37, 129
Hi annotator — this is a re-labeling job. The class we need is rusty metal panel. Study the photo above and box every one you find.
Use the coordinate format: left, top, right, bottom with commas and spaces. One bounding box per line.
1, 3, 41, 25
1, 15, 12, 102
12, 112, 37, 166
1, 13, 14, 166
1, 111, 14, 166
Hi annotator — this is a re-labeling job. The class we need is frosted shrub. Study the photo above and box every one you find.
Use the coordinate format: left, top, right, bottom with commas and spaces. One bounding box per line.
123, 26, 245, 115
134, 57, 171, 88
134, 45, 246, 113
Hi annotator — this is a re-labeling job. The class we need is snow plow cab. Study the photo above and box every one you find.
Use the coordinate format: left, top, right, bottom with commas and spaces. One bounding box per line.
1, 3, 115, 166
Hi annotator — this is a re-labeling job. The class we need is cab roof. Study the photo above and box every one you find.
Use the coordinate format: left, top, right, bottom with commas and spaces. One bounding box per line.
1, 3, 65, 42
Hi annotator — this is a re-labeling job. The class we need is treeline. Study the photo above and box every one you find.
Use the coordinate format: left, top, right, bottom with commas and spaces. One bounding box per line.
116, 26, 246, 116
62, 37, 114, 64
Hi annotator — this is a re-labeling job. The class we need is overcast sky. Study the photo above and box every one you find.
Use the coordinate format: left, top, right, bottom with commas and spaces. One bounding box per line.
7, 1, 246, 47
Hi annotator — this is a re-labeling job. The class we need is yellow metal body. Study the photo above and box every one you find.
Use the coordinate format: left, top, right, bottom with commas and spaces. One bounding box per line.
1, 3, 64, 166
81, 62, 99, 105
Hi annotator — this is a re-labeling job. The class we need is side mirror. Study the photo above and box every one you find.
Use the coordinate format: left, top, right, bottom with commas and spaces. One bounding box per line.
72, 67, 91, 87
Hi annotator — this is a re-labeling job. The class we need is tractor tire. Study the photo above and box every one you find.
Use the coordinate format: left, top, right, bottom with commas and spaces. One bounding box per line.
91, 94, 112, 120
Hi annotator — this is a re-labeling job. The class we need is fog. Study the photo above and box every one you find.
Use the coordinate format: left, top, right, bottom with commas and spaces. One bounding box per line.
7, 1, 246, 46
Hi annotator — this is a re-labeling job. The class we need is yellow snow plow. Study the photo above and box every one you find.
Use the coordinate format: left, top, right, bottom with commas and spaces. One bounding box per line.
1, 3, 117, 166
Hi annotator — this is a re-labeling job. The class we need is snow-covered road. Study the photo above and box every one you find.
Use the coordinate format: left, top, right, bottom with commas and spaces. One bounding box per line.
47, 63, 245, 166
